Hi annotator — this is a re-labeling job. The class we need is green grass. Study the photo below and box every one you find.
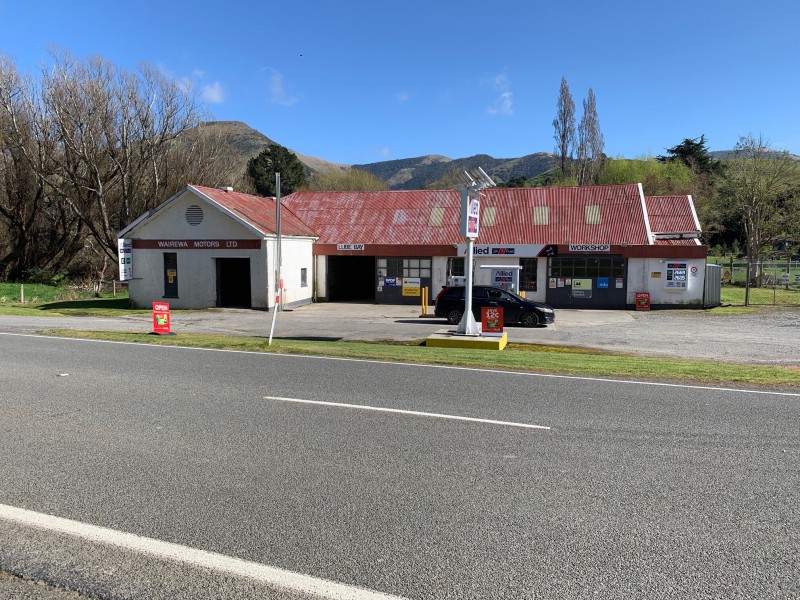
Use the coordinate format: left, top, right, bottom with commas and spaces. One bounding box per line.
0, 282, 139, 316
42, 329, 800, 389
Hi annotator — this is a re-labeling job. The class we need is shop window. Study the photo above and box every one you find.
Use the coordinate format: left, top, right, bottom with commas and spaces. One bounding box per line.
520, 258, 537, 291
447, 257, 465, 278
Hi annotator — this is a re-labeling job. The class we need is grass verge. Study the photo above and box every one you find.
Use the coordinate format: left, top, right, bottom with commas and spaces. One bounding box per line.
42, 329, 800, 389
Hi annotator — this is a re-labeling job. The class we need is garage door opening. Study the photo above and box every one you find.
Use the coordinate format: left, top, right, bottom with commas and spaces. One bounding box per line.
327, 255, 375, 301
216, 258, 252, 307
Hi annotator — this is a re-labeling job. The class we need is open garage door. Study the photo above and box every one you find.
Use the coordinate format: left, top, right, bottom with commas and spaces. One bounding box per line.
327, 255, 375, 301
216, 258, 252, 307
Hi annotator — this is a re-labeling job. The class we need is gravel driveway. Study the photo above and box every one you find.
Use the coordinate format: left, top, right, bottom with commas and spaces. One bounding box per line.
1, 304, 798, 367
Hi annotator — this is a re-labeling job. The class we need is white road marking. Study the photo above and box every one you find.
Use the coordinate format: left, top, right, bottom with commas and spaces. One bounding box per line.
2, 331, 799, 397
0, 503, 405, 600
264, 396, 551, 430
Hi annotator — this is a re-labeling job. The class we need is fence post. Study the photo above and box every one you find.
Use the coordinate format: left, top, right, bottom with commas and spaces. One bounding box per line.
744, 259, 750, 306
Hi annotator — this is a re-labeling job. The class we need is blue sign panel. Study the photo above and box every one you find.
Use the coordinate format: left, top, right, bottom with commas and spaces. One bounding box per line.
597, 277, 609, 289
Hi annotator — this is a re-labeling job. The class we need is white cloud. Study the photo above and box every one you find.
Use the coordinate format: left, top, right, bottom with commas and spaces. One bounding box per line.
269, 69, 301, 106
201, 81, 225, 104
381, 146, 392, 157
396, 91, 410, 102
484, 71, 513, 116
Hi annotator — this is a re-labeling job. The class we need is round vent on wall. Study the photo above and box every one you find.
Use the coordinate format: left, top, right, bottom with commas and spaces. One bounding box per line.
185, 205, 204, 226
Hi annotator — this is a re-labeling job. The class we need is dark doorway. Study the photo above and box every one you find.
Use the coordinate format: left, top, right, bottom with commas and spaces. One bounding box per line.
163, 252, 178, 298
327, 255, 375, 301
216, 258, 252, 307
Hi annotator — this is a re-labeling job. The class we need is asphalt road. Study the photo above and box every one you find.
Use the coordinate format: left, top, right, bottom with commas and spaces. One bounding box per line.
1, 334, 798, 598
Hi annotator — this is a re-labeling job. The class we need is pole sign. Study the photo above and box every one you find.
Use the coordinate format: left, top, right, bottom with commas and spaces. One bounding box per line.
152, 302, 171, 335
460, 190, 481, 238
118, 239, 133, 281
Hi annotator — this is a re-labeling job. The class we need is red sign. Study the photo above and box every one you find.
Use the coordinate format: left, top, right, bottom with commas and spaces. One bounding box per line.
133, 239, 261, 250
152, 301, 171, 334
635, 292, 651, 311
481, 306, 504, 334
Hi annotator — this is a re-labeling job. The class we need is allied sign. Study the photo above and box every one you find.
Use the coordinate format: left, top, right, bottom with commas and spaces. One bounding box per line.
457, 244, 547, 257
118, 239, 133, 281
491, 269, 515, 290
568, 244, 610, 252
337, 244, 365, 251
133, 239, 261, 250
152, 302, 171, 335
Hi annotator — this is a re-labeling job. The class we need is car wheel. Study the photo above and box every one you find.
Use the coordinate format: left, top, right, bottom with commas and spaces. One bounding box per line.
520, 311, 540, 327
446, 308, 463, 325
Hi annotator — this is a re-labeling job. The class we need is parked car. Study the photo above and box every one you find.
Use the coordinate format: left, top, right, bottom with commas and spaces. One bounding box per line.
434, 285, 555, 327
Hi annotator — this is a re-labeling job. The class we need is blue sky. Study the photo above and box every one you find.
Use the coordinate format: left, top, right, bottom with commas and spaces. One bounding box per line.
1, 0, 798, 165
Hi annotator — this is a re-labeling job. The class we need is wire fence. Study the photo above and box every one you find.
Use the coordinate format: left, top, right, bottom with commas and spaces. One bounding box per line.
715, 259, 800, 306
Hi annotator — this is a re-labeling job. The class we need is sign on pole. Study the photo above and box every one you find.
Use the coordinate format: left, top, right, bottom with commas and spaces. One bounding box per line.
460, 190, 481, 238
118, 239, 133, 281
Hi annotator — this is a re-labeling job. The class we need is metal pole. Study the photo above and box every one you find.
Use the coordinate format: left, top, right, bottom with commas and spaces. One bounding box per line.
276, 172, 282, 311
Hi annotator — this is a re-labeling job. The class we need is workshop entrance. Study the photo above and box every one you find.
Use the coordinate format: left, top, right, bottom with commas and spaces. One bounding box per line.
327, 255, 376, 301
216, 258, 252, 307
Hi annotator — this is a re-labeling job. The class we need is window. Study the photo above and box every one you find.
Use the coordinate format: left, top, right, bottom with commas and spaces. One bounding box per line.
379, 257, 432, 279
520, 258, 537, 291
548, 256, 625, 279
301, 267, 308, 287
447, 257, 465, 277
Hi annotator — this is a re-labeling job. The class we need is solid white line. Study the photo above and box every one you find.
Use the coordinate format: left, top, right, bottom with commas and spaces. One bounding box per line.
0, 503, 404, 600
2, 331, 799, 398
263, 396, 551, 430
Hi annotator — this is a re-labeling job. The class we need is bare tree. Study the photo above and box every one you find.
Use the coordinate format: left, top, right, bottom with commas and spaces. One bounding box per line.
552, 77, 575, 178
0, 56, 89, 280
576, 88, 604, 186
719, 134, 800, 263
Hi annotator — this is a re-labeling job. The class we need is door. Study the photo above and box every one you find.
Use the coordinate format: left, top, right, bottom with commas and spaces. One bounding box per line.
163, 252, 178, 298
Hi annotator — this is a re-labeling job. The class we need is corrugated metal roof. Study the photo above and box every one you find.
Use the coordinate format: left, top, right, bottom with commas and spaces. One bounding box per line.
190, 185, 317, 238
283, 184, 653, 245
645, 195, 701, 234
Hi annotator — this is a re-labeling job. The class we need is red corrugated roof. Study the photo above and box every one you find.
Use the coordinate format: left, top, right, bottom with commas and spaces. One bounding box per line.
190, 185, 317, 238
284, 184, 653, 245
645, 195, 700, 234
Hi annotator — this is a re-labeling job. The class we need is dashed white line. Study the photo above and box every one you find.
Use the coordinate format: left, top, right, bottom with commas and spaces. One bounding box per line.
263, 396, 551, 430
0, 503, 405, 600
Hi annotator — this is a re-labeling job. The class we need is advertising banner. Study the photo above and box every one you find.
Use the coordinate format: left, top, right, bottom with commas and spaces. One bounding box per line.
481, 306, 503, 336
460, 190, 481, 238
152, 302, 171, 335
402, 277, 421, 296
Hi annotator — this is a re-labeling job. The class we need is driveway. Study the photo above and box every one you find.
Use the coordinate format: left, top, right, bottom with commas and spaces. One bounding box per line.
1, 303, 798, 366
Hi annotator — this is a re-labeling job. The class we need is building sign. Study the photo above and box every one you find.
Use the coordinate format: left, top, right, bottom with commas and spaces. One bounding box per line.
572, 278, 593, 298
457, 244, 547, 257
481, 307, 503, 336
133, 239, 261, 250
597, 277, 609, 289
152, 302, 171, 335
460, 191, 481, 238
490, 268, 518, 291
118, 239, 133, 281
666, 262, 688, 289
402, 277, 421, 296
337, 243, 365, 251
568, 244, 610, 252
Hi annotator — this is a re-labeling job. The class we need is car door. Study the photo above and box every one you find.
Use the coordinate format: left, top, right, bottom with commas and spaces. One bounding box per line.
495, 288, 524, 322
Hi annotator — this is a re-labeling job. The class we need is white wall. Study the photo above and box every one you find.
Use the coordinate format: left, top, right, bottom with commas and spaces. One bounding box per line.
627, 258, 706, 306
125, 190, 313, 309
271, 236, 316, 308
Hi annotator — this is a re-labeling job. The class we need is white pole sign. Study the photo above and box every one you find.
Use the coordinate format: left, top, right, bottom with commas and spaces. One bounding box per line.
118, 239, 133, 281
